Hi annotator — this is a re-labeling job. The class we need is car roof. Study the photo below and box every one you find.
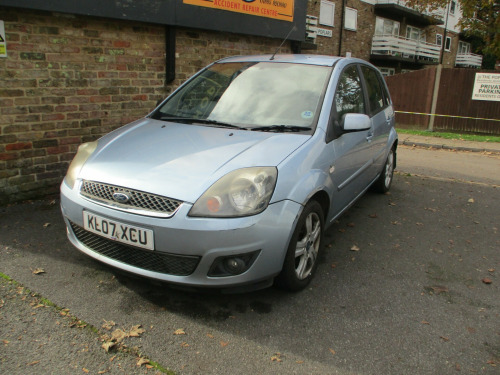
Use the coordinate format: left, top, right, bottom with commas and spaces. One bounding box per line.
216, 54, 344, 67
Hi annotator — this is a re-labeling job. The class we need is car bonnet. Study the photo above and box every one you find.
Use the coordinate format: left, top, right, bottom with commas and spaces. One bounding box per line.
77, 118, 310, 203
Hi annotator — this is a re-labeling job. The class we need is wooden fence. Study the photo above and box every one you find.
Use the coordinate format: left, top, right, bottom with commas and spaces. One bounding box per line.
385, 68, 500, 135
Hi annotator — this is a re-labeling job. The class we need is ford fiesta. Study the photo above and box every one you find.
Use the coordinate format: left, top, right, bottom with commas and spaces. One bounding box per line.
60, 54, 397, 292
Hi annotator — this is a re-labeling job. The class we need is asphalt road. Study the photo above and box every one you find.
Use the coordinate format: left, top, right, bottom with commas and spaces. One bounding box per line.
1, 145, 499, 375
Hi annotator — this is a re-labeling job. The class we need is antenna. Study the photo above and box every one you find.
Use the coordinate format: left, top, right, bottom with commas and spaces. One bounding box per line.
270, 25, 296, 60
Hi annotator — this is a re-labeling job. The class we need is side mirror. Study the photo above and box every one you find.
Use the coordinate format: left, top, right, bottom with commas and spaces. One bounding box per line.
342, 113, 371, 132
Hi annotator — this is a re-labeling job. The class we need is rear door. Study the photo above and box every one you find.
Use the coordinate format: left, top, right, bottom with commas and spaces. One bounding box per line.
359, 65, 394, 177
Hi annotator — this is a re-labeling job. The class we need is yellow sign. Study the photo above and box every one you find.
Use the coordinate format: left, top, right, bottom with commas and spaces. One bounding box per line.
184, 0, 294, 22
0, 20, 6, 58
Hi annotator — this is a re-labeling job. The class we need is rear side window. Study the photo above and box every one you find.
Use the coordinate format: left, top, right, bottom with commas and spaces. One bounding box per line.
361, 66, 386, 115
335, 65, 365, 121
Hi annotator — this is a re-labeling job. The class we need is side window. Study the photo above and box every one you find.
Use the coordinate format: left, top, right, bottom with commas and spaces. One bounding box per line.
361, 66, 386, 115
335, 65, 365, 121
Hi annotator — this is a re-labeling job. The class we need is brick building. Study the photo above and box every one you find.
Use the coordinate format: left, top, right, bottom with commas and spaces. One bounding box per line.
0, 0, 484, 204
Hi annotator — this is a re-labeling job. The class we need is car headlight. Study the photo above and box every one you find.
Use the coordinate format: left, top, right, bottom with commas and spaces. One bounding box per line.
64, 141, 98, 189
189, 167, 277, 218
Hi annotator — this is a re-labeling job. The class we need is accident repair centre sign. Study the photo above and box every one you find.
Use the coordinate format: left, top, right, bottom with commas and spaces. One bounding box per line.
472, 73, 500, 102
184, 0, 294, 22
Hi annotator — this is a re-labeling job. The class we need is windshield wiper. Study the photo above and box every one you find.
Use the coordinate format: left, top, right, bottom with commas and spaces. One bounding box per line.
154, 116, 244, 130
249, 125, 312, 133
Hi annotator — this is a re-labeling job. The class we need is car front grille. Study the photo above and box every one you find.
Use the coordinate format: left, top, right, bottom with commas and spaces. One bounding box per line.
80, 180, 182, 218
69, 221, 200, 276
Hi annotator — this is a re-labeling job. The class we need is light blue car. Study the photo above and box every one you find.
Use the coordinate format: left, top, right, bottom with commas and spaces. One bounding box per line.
60, 54, 397, 292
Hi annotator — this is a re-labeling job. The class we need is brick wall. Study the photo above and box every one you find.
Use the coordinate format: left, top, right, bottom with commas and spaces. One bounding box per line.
0, 7, 290, 205
306, 0, 375, 60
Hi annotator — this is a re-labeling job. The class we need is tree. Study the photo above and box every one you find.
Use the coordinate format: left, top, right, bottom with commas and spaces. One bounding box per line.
406, 0, 499, 60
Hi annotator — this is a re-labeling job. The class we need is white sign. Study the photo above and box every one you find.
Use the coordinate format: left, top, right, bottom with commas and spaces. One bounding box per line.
0, 21, 7, 58
316, 28, 333, 38
472, 73, 500, 102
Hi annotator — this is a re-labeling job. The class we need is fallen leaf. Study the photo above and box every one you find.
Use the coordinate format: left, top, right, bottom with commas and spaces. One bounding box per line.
350, 245, 360, 252
271, 353, 283, 362
296, 360, 304, 364
128, 325, 145, 337
220, 341, 229, 347
347, 222, 355, 227
488, 269, 495, 273
43, 222, 51, 228
28, 361, 40, 366
145, 364, 153, 369
329, 348, 336, 355
32, 268, 45, 275
102, 320, 116, 331
174, 329, 186, 335
440, 336, 450, 342
431, 286, 449, 294
102, 341, 116, 352
2, 340, 9, 345
136, 357, 149, 367
83, 368, 89, 373
482, 278, 492, 284
180, 342, 189, 347
206, 333, 214, 339
368, 214, 377, 218
468, 198, 474, 203
421, 321, 430, 325
111, 329, 127, 343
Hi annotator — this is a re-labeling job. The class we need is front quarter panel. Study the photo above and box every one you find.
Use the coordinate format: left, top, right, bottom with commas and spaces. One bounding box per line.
272, 129, 333, 206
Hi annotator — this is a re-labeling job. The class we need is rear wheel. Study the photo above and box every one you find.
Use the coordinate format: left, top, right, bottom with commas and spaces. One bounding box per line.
276, 201, 324, 291
373, 147, 395, 193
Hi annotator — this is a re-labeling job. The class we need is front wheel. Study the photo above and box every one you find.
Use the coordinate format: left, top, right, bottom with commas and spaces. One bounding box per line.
276, 201, 324, 291
373, 147, 395, 193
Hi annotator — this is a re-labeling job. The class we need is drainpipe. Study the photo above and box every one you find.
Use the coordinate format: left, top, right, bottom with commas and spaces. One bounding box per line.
165, 26, 176, 84
338, 0, 346, 56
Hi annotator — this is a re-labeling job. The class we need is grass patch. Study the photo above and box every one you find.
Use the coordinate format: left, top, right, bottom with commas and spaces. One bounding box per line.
0, 272, 13, 281
397, 129, 500, 143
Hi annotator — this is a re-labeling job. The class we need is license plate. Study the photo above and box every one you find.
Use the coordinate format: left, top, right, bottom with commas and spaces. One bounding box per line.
83, 211, 154, 250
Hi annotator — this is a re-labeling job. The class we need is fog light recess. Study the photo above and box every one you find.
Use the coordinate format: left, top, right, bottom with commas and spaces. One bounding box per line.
208, 251, 260, 277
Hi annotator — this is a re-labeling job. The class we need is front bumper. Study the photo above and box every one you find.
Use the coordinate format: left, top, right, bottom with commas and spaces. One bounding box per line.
60, 180, 302, 290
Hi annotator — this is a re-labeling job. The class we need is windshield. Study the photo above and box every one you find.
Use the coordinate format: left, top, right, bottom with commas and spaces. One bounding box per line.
153, 61, 332, 131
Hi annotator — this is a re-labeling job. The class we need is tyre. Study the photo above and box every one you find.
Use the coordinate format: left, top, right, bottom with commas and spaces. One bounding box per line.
276, 200, 324, 291
373, 147, 395, 193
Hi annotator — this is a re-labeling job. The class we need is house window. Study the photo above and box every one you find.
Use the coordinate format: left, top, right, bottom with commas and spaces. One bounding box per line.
375, 17, 400, 36
436, 34, 443, 46
450, 1, 456, 15
458, 41, 471, 54
379, 67, 395, 77
319, 0, 335, 27
406, 26, 425, 42
444, 36, 452, 52
344, 8, 357, 31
